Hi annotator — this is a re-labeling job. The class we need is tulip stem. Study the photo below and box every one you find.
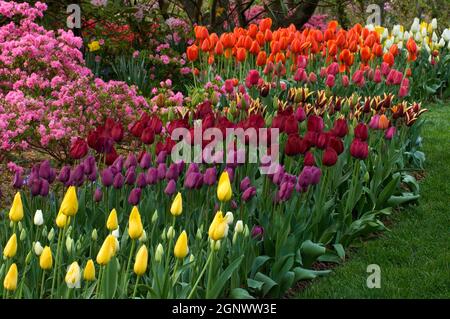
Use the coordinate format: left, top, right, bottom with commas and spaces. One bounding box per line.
124, 239, 136, 296
132, 276, 140, 298
40, 271, 46, 298
50, 226, 63, 298
96, 266, 103, 298
187, 250, 213, 299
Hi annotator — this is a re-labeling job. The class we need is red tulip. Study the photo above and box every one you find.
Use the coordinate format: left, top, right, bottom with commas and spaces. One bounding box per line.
350, 139, 369, 159
70, 138, 88, 159
322, 147, 338, 166
141, 127, 155, 145
354, 123, 368, 141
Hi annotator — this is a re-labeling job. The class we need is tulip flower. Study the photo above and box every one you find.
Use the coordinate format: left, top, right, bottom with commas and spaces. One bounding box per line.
34, 209, 44, 226
39, 246, 53, 270
128, 206, 144, 240
322, 147, 338, 166
96, 234, 117, 265
174, 230, 189, 259
83, 259, 96, 281
170, 192, 183, 216
155, 244, 164, 262
9, 192, 24, 222
56, 211, 68, 228
65, 262, 81, 289
128, 188, 142, 205
3, 233, 17, 258
59, 186, 78, 217
107, 209, 119, 231
133, 245, 148, 276
208, 211, 229, 241
217, 171, 232, 202
251, 225, 264, 239
3, 263, 18, 291
94, 188, 102, 202
34, 241, 44, 256
165, 179, 177, 195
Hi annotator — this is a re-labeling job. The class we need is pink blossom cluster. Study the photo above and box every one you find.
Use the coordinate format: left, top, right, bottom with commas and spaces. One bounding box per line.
303, 14, 329, 32
0, 1, 149, 153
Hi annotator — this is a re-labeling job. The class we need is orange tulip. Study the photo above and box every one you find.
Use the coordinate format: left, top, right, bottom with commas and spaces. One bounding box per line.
360, 46, 371, 63
383, 52, 395, 67
256, 51, 267, 66
264, 29, 272, 42
364, 34, 376, 48
259, 18, 272, 32
186, 45, 199, 62
256, 32, 265, 46
236, 47, 247, 62
328, 41, 337, 56
389, 44, 399, 57
406, 38, 417, 55
324, 29, 334, 41
270, 41, 281, 54
275, 52, 285, 64
201, 38, 211, 52
214, 41, 224, 55
194, 26, 209, 40
372, 43, 383, 57
208, 53, 214, 65
336, 32, 346, 48
244, 36, 253, 50
248, 24, 258, 38
378, 115, 390, 129
328, 20, 339, 31
249, 41, 260, 55
291, 38, 302, 54
406, 68, 412, 77
348, 40, 358, 53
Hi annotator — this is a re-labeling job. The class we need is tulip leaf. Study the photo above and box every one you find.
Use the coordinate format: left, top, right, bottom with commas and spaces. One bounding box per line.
230, 288, 255, 299
101, 257, 118, 298
250, 255, 271, 278
376, 174, 400, 209
293, 267, 332, 281
254, 272, 279, 297
207, 255, 244, 299
300, 240, 326, 268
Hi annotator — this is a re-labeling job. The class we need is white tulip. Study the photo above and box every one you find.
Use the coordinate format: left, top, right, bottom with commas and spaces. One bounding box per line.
431, 18, 437, 30
432, 32, 438, 43
414, 32, 422, 42
34, 210, 44, 226
403, 31, 410, 40
438, 38, 445, 48
139, 230, 147, 242
234, 220, 244, 233
112, 226, 120, 238
33, 241, 44, 256
155, 243, 164, 262
411, 18, 420, 33
225, 211, 234, 225
421, 27, 427, 37
442, 29, 450, 42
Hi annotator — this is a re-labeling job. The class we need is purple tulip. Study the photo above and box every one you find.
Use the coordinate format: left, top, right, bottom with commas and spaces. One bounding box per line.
176, 160, 185, 175
113, 173, 125, 189
251, 225, 264, 239
157, 163, 166, 180
203, 167, 217, 186
87, 166, 97, 182
231, 200, 238, 209
125, 168, 136, 185
225, 167, 234, 182
39, 160, 51, 180
101, 168, 114, 187
242, 186, 256, 201
139, 152, 152, 169
165, 163, 179, 180
48, 168, 56, 184
69, 164, 85, 186
113, 155, 124, 172
128, 188, 142, 205
137, 172, 147, 188
385, 126, 396, 140
186, 163, 199, 175
83, 155, 96, 175
40, 179, 50, 197
125, 153, 137, 169
58, 166, 71, 184
157, 151, 167, 164
94, 188, 103, 202
146, 167, 158, 185
184, 172, 202, 189
12, 171, 23, 189
240, 176, 251, 191
29, 178, 41, 196
277, 181, 294, 202
272, 166, 285, 185
164, 179, 177, 195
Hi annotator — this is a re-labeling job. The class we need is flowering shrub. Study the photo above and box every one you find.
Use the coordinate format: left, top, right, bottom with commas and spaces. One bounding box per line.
0, 1, 148, 159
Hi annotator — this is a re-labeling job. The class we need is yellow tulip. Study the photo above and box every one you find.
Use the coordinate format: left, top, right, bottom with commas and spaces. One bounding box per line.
9, 192, 24, 222
3, 263, 18, 291
65, 261, 81, 288
59, 186, 78, 216
3, 233, 17, 258
88, 40, 100, 52
174, 230, 189, 259
133, 245, 148, 276
170, 192, 183, 216
128, 206, 143, 240
96, 234, 116, 265
55, 211, 68, 228
217, 171, 232, 202
83, 259, 96, 281
208, 211, 229, 241
39, 246, 53, 270
107, 209, 119, 231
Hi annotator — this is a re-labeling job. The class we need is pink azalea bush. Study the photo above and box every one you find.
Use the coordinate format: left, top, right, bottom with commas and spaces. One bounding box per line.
0, 1, 148, 157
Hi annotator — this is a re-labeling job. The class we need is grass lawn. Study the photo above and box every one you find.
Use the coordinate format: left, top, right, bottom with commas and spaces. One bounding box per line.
297, 102, 450, 299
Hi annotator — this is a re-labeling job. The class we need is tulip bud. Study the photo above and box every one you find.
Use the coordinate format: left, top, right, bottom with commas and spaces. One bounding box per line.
39, 246, 53, 270
91, 229, 98, 241
3, 263, 18, 291
34, 241, 44, 256
225, 212, 234, 224
134, 245, 148, 276
3, 234, 17, 258
139, 230, 147, 242
65, 262, 81, 289
196, 228, 202, 240
170, 192, 183, 216
76, 239, 82, 252
66, 235, 74, 254
189, 254, 195, 263
155, 243, 164, 262
107, 209, 119, 231
56, 212, 68, 229
83, 259, 96, 281
167, 226, 175, 240
364, 171, 370, 183
20, 228, 26, 241
235, 220, 244, 233
151, 210, 158, 224
9, 192, 24, 222
48, 228, 55, 241
213, 240, 221, 251
232, 232, 238, 244
25, 251, 32, 264
243, 225, 250, 237
174, 230, 189, 259
34, 209, 44, 226
18, 221, 22, 232
9, 221, 13, 228
161, 228, 167, 241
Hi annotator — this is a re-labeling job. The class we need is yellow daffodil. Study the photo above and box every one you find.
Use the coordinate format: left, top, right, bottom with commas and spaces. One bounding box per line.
59, 186, 78, 217
65, 262, 81, 289
170, 192, 183, 216
88, 40, 100, 52
3, 263, 18, 291
9, 192, 24, 222
128, 206, 143, 240
208, 211, 229, 241
217, 171, 232, 202
3, 233, 17, 258
133, 245, 148, 276
83, 259, 96, 281
39, 246, 53, 270
107, 208, 118, 231
96, 234, 116, 265
174, 230, 189, 259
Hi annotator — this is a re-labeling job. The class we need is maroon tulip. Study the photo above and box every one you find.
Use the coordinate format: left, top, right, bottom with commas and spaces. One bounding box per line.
164, 179, 177, 195
94, 188, 102, 202
130, 120, 145, 137
284, 115, 298, 134
242, 186, 257, 201
316, 132, 329, 149
251, 225, 264, 239
304, 152, 316, 166
329, 136, 344, 154
70, 138, 88, 159
307, 115, 324, 132
12, 171, 23, 189
128, 188, 142, 205
332, 118, 348, 137
105, 147, 118, 165
295, 106, 306, 122
350, 139, 369, 159
322, 147, 338, 166
354, 123, 368, 141
111, 123, 124, 142
141, 127, 155, 145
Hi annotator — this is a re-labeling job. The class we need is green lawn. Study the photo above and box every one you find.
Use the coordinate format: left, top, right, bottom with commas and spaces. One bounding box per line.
297, 103, 450, 299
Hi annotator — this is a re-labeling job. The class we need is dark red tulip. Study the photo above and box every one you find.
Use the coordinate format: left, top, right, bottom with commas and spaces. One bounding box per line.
329, 136, 344, 154
332, 118, 348, 137
354, 123, 368, 141
307, 115, 324, 132
350, 139, 369, 159
141, 127, 155, 145
322, 147, 338, 166
304, 151, 316, 166
284, 115, 298, 134
111, 123, 124, 142
70, 138, 88, 159
105, 147, 118, 165
285, 134, 302, 156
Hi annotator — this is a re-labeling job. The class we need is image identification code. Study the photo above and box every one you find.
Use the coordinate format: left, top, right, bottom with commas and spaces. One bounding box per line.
172, 303, 277, 316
